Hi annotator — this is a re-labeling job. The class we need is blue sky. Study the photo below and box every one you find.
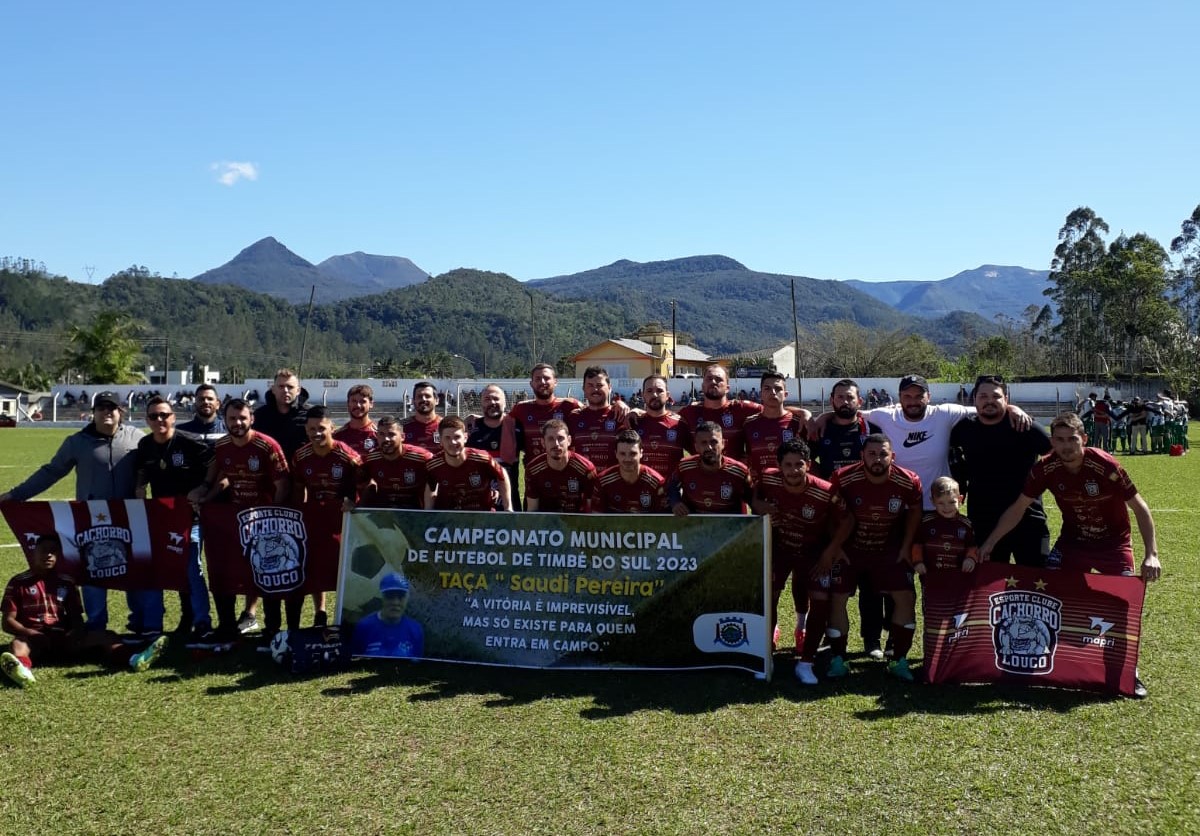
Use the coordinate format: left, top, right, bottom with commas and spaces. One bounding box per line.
2, 2, 1196, 285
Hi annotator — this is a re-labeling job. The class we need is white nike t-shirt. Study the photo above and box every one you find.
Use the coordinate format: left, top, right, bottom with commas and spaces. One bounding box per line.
863, 403, 972, 509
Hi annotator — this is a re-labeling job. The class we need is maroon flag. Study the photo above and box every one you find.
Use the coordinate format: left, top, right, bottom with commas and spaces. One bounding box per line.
923, 563, 1145, 697
0, 499, 192, 591
201, 502, 344, 596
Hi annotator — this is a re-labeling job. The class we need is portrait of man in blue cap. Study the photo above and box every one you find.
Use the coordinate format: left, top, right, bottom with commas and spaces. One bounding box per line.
350, 571, 425, 658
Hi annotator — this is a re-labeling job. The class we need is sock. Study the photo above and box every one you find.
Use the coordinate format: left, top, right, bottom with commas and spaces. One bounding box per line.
801, 600, 830, 661
17, 655, 32, 669
892, 622, 916, 659
827, 628, 847, 658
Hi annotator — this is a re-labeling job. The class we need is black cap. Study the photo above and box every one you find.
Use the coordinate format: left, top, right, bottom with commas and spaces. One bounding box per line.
898, 374, 928, 393
93, 391, 123, 409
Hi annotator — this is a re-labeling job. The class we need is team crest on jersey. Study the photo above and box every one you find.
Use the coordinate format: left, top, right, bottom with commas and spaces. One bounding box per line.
171, 452, 185, 468
665, 429, 677, 442
76, 524, 132, 581
604, 420, 616, 432
331, 464, 344, 480
721, 414, 734, 427
553, 411, 564, 421
1084, 481, 1100, 497
841, 447, 851, 459
364, 437, 377, 450
567, 478, 580, 493
782, 430, 794, 442
888, 497, 902, 513
469, 472, 483, 488
957, 526, 967, 540
719, 484, 733, 501
990, 589, 1061, 676
640, 492, 651, 507
714, 616, 749, 648
248, 455, 261, 473
801, 504, 816, 520
403, 469, 416, 485
238, 507, 306, 593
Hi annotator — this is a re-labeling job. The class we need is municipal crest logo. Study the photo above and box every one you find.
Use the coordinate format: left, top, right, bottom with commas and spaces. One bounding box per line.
721, 414, 734, 427
665, 429, 677, 442
719, 484, 733, 500
469, 472, 483, 488
403, 469, 416, 485
604, 420, 616, 432
76, 524, 132, 582
888, 497, 902, 513
567, 478, 580, 493
171, 452, 185, 467
1084, 481, 1100, 497
331, 464, 344, 480
248, 455, 261, 473
238, 507, 306, 593
639, 492, 651, 507
801, 504, 816, 520
990, 589, 1061, 676
714, 616, 749, 648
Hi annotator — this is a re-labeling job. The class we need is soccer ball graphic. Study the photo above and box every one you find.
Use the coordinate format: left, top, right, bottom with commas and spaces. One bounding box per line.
269, 630, 291, 665
342, 513, 411, 618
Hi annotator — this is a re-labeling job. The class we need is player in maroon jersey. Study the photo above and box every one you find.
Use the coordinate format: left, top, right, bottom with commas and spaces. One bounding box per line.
403, 381, 441, 453
292, 406, 364, 628
425, 416, 512, 511
910, 477, 979, 575
199, 398, 290, 639
753, 439, 843, 683
825, 434, 923, 682
524, 420, 597, 512
670, 421, 754, 516
361, 415, 433, 509
593, 430, 669, 513
742, 371, 807, 480
500, 364, 582, 501
566, 366, 630, 472
629, 374, 692, 482
981, 412, 1162, 578
678, 365, 763, 462
980, 412, 1162, 697
333, 383, 379, 455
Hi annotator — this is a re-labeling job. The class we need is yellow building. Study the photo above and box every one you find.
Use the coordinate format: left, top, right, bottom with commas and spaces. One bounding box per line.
573, 323, 712, 380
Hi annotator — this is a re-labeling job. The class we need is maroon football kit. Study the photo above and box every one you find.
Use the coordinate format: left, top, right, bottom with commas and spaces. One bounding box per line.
630, 412, 692, 482
742, 412, 807, 479
593, 465, 669, 513
292, 440, 363, 503
402, 416, 441, 453
333, 420, 379, 456
426, 449, 507, 511
213, 432, 289, 507
912, 513, 977, 573
830, 462, 923, 593
679, 399, 763, 461
567, 402, 630, 471
362, 448, 434, 509
672, 456, 754, 514
524, 451, 597, 513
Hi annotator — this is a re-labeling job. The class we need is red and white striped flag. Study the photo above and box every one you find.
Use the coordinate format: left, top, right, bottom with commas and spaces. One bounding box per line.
1, 499, 192, 591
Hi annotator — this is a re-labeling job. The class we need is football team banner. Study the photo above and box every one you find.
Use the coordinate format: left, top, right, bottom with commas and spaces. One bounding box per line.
0, 499, 193, 591
336, 510, 773, 678
922, 562, 1146, 697
201, 502, 344, 596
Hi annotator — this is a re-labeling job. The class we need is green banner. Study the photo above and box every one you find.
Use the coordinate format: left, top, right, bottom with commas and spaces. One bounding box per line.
335, 510, 772, 678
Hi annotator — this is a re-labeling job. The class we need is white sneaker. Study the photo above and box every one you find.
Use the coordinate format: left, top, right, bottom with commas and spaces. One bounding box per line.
794, 660, 818, 685
1, 651, 36, 687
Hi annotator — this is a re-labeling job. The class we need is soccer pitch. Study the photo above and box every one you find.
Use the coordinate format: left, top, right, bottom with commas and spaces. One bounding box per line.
0, 427, 1196, 835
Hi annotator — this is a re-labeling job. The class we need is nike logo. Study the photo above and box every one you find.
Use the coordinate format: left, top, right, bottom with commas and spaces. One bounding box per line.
903, 432, 931, 448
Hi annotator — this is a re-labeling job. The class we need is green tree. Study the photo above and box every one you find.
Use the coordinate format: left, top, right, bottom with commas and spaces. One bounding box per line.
1102, 233, 1178, 364
57, 310, 145, 384
1047, 207, 1110, 373
1169, 204, 1200, 334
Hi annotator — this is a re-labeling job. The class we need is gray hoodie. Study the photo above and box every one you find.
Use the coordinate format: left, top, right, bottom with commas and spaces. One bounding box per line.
7, 422, 143, 501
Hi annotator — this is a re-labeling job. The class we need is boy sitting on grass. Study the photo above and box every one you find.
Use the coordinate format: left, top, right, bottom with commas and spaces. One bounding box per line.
1, 534, 167, 688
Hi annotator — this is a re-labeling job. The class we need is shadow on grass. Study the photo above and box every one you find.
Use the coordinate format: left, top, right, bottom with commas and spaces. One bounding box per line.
318, 657, 780, 718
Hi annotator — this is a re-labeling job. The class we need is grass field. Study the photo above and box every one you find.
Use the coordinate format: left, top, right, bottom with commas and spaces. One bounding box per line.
0, 427, 1197, 835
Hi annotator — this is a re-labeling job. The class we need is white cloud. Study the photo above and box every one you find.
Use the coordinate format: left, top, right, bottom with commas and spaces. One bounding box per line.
210, 161, 259, 186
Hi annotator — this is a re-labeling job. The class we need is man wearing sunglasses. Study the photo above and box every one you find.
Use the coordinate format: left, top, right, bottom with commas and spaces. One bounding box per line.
135, 397, 217, 642
1, 391, 148, 634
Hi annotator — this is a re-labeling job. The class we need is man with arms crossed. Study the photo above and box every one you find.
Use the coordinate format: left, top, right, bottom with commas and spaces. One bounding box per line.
979, 412, 1161, 697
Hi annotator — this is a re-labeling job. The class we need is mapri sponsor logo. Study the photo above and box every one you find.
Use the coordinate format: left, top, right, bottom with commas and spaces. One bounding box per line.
77, 525, 132, 581
238, 507, 307, 593
989, 589, 1061, 675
